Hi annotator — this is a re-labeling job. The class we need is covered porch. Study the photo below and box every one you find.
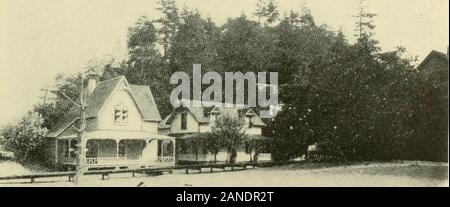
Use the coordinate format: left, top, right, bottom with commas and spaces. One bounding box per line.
174, 134, 273, 164
55, 130, 175, 169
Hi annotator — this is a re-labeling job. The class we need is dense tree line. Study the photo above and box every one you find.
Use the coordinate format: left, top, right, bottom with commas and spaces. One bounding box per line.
2, 0, 447, 163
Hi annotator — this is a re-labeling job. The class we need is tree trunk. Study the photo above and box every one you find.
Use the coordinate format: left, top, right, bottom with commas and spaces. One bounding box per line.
74, 117, 86, 185
74, 84, 87, 185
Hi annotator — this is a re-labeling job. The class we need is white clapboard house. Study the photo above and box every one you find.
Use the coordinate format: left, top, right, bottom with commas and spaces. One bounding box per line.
159, 100, 272, 164
43, 76, 176, 170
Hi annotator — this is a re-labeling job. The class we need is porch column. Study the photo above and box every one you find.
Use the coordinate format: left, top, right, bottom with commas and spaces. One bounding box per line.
143, 139, 149, 161
81, 137, 88, 164
68, 139, 71, 158
55, 139, 58, 164
160, 140, 164, 157
172, 139, 176, 162
116, 139, 120, 158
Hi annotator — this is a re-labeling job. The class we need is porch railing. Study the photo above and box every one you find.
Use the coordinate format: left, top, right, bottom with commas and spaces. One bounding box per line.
155, 156, 175, 163
84, 156, 174, 166
85, 157, 129, 165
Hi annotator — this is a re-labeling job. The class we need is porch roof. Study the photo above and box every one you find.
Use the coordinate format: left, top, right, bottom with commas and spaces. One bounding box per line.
58, 130, 175, 140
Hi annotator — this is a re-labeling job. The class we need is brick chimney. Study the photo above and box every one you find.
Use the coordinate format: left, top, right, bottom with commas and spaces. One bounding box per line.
88, 78, 96, 95
86, 73, 98, 95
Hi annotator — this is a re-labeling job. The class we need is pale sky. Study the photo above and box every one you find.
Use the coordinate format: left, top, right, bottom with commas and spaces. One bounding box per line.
0, 0, 448, 126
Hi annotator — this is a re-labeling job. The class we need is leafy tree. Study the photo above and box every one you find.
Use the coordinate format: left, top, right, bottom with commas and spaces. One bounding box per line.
52, 73, 83, 115
203, 132, 221, 163
121, 17, 173, 117
299, 6, 316, 28
353, 0, 379, 54
270, 2, 441, 162
216, 15, 277, 74
155, 0, 180, 60
128, 16, 158, 49
33, 103, 62, 130
210, 115, 247, 163
2, 112, 48, 162
272, 14, 336, 84
170, 9, 219, 74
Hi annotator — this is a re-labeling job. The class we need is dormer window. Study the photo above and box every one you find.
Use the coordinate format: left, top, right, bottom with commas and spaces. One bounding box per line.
114, 105, 128, 123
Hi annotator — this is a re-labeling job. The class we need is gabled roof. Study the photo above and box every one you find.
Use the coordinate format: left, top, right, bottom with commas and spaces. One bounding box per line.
130, 84, 161, 121
212, 107, 266, 126
85, 76, 123, 118
46, 107, 80, 138
47, 75, 161, 138
417, 50, 449, 70
158, 103, 266, 130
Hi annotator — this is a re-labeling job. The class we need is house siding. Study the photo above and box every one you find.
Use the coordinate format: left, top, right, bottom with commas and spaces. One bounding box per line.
169, 111, 199, 134
199, 124, 210, 133
142, 121, 159, 134
164, 107, 272, 163
96, 88, 143, 131
244, 127, 262, 135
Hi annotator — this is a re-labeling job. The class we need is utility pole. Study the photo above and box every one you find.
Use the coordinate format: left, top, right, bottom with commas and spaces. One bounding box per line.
40, 87, 49, 105
73, 76, 86, 185
57, 75, 87, 185
40, 85, 56, 105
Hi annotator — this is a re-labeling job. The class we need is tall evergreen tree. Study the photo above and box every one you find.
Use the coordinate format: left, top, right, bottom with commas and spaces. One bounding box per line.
155, 0, 180, 61
254, 0, 279, 25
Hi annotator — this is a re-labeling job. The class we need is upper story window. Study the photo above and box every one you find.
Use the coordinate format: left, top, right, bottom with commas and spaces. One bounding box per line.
114, 105, 128, 123
248, 119, 253, 128
181, 112, 187, 130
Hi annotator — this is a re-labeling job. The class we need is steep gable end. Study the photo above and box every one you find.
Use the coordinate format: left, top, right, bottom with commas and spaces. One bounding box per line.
129, 85, 162, 121
47, 75, 163, 137
85, 76, 123, 118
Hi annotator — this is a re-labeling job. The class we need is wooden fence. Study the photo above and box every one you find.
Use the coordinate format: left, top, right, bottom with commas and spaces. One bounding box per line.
0, 161, 302, 184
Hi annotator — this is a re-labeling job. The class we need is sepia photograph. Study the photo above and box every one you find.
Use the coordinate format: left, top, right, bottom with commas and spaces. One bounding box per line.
0, 0, 448, 188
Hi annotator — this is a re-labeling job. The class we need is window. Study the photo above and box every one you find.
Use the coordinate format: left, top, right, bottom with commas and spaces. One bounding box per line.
63, 140, 69, 158
118, 141, 126, 157
181, 112, 187, 130
238, 110, 244, 118
248, 119, 253, 128
70, 140, 78, 158
114, 105, 128, 123
245, 142, 251, 153
179, 141, 187, 154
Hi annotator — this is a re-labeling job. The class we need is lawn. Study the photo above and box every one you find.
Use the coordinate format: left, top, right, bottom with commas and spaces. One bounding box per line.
0, 160, 447, 187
